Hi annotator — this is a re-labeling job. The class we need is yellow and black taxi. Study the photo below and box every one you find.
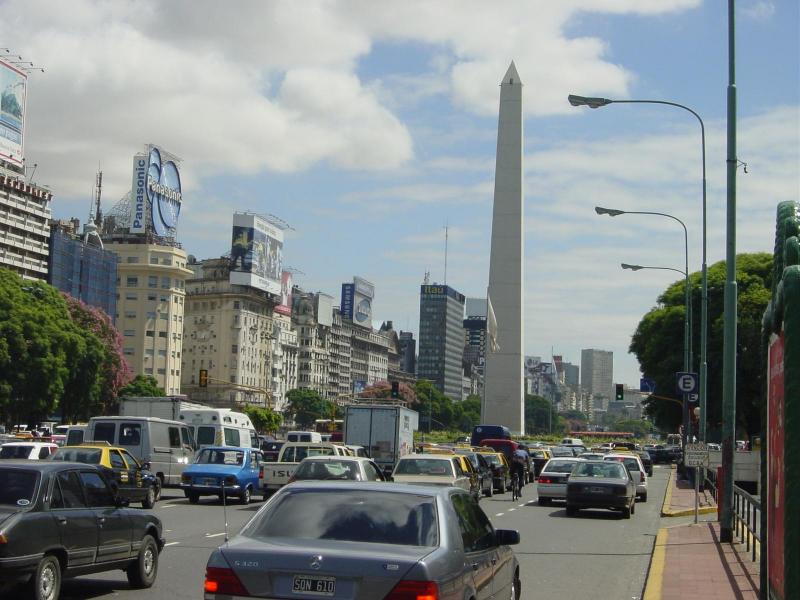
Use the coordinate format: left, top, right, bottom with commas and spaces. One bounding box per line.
51, 442, 160, 508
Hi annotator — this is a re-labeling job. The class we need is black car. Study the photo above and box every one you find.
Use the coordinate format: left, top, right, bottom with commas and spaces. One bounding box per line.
528, 448, 550, 478
453, 449, 494, 497
637, 451, 654, 477
0, 461, 164, 600
565, 460, 637, 518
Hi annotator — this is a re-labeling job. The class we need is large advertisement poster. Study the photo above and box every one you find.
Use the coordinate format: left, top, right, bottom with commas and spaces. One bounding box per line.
0, 59, 27, 166
768, 332, 785, 598
352, 276, 374, 328
229, 213, 284, 295
341, 283, 355, 320
274, 271, 293, 316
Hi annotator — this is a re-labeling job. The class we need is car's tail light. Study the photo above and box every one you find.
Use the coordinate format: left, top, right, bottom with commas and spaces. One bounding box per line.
204, 566, 249, 596
258, 466, 264, 479
538, 476, 552, 484
640, 472, 645, 483
384, 580, 439, 600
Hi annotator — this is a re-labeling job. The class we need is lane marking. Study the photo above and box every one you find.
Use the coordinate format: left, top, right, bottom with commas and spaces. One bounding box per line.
495, 513, 505, 517
508, 508, 516, 512
642, 528, 668, 600
164, 541, 180, 547
160, 504, 178, 508
205, 532, 226, 538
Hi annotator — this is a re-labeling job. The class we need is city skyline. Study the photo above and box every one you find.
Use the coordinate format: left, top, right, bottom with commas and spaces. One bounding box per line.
3, 1, 797, 387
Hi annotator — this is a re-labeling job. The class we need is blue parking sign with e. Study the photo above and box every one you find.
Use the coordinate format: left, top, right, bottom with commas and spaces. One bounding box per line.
676, 372, 698, 394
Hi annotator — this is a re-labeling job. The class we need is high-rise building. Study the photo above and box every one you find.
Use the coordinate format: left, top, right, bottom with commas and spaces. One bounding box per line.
270, 311, 298, 412
563, 362, 580, 389
328, 308, 352, 401
48, 218, 117, 319
181, 257, 276, 407
293, 290, 334, 398
581, 348, 614, 405
398, 331, 416, 375
484, 62, 525, 433
418, 283, 465, 400
106, 238, 192, 395
0, 161, 53, 280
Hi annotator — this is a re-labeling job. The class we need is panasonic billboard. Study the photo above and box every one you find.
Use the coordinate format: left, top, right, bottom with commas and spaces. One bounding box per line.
130, 145, 182, 235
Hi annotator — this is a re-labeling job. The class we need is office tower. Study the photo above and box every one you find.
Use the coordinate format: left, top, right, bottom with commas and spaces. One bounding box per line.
418, 283, 466, 400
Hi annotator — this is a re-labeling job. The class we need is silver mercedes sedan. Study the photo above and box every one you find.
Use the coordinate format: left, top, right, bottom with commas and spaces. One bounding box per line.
204, 481, 521, 600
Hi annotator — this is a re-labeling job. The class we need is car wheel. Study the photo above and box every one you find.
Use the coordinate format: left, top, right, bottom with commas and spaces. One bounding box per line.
187, 492, 199, 504
29, 555, 60, 600
622, 505, 631, 519
142, 484, 157, 509
640, 492, 648, 503
485, 483, 493, 497
566, 505, 577, 517
498, 481, 506, 494
127, 534, 159, 588
538, 497, 550, 506
240, 486, 251, 505
153, 478, 162, 502
631, 500, 636, 515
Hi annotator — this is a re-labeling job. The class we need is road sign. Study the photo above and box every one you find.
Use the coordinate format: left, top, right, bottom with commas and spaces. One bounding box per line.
640, 378, 656, 393
684, 443, 709, 467
676, 372, 698, 394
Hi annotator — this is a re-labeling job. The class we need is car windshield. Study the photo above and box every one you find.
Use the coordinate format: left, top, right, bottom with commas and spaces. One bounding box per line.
294, 460, 358, 480
243, 489, 439, 547
606, 456, 641, 471
573, 462, 627, 479
195, 449, 244, 465
549, 447, 574, 457
0, 469, 39, 506
0, 446, 32, 459
51, 448, 102, 464
394, 459, 452, 476
543, 460, 577, 474
481, 454, 501, 466
530, 450, 547, 458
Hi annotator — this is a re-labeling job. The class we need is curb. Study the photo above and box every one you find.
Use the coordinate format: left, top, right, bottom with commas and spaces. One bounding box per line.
660, 467, 675, 516
660, 463, 718, 517
642, 527, 669, 600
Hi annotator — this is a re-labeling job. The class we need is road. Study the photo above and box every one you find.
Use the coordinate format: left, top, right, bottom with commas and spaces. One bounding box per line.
57, 466, 671, 599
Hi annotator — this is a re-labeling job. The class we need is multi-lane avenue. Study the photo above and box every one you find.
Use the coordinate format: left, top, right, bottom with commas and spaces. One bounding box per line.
57, 466, 671, 600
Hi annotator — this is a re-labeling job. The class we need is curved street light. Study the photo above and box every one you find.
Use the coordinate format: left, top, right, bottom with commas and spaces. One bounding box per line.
596, 207, 692, 449
573, 95, 708, 443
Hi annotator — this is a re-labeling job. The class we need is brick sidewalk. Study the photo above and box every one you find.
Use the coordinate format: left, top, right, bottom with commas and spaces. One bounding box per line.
644, 468, 761, 599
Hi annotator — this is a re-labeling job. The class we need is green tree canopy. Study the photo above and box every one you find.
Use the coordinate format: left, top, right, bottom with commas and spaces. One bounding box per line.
285, 388, 338, 429
242, 404, 282, 434
630, 253, 771, 438
118, 375, 165, 398
524, 394, 565, 434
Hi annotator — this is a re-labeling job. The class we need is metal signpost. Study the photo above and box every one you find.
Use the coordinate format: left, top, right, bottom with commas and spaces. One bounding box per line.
685, 442, 709, 524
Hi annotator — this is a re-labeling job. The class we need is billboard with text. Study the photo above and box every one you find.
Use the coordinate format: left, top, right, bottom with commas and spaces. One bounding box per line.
0, 59, 27, 166
229, 212, 284, 295
274, 271, 293, 316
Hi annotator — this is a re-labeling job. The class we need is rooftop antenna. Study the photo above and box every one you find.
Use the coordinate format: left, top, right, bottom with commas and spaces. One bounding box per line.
94, 170, 103, 227
443, 223, 449, 285
423, 270, 430, 285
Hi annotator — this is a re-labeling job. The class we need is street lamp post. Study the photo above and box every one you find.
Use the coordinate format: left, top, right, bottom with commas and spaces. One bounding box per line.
596, 207, 692, 450
570, 94, 708, 442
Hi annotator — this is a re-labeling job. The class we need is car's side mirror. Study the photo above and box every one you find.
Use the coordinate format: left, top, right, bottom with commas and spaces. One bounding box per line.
142, 461, 151, 470
495, 529, 520, 546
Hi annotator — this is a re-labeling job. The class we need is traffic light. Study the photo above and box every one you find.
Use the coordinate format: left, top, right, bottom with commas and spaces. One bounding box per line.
199, 369, 208, 388
391, 381, 400, 398
615, 383, 624, 401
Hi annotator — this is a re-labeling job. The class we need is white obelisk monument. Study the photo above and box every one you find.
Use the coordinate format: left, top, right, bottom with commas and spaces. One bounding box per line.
483, 62, 525, 434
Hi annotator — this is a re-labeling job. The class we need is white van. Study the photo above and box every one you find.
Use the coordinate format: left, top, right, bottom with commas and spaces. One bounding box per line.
178, 407, 258, 449
86, 416, 196, 487
286, 430, 322, 443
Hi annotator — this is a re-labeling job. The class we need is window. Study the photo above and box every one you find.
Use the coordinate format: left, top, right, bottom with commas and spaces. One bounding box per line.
146, 330, 155, 337
52, 471, 86, 509
451, 493, 495, 553
161, 276, 171, 289
196, 426, 216, 446
110, 450, 125, 469
119, 424, 141, 446
125, 292, 137, 300
158, 331, 167, 338
124, 330, 135, 337
146, 311, 156, 319
126, 276, 138, 287
126, 256, 139, 263
168, 427, 181, 448
148, 294, 157, 301
181, 427, 194, 448
148, 276, 158, 288
231, 345, 238, 354
157, 368, 166, 375
150, 256, 158, 264
124, 311, 136, 319
92, 422, 116, 443
123, 347, 134, 356
121, 449, 140, 468
79, 471, 115, 507
224, 428, 240, 447
234, 301, 240, 309
160, 312, 168, 320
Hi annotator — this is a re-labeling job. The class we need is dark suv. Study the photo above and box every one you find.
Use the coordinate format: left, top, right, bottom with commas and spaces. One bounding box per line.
0, 461, 164, 599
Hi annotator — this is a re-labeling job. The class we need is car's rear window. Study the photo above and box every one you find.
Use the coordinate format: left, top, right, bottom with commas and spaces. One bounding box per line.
294, 460, 359, 481
573, 462, 627, 479
549, 447, 574, 457
394, 459, 453, 476
606, 456, 641, 471
244, 490, 439, 547
52, 449, 102, 464
543, 460, 577, 474
195, 449, 244, 465
0, 445, 33, 459
481, 454, 501, 466
0, 469, 39, 506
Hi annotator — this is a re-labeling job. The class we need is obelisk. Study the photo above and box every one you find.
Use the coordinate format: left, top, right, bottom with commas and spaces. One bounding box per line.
483, 62, 525, 434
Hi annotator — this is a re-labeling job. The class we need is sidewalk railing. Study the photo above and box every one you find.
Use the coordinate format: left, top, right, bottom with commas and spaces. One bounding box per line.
733, 484, 761, 563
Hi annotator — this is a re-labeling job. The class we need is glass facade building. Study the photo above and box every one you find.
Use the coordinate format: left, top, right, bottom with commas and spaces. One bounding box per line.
418, 284, 465, 401
48, 227, 118, 320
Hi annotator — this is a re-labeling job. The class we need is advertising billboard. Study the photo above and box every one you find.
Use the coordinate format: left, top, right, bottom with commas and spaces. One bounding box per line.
274, 271, 293, 316
229, 212, 284, 295
130, 146, 182, 236
352, 276, 374, 328
0, 59, 27, 166
341, 283, 355, 320
316, 293, 333, 328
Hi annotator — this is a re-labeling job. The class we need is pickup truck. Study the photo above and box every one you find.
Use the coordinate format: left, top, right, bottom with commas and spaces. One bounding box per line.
258, 442, 351, 494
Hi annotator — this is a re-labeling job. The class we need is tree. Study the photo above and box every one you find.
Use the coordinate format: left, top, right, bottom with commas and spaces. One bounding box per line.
285, 388, 335, 429
630, 253, 771, 438
118, 375, 165, 398
524, 394, 564, 434
242, 404, 282, 434
613, 419, 654, 438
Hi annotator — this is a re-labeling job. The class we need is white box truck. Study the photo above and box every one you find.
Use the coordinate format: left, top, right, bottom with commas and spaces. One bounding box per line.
119, 396, 206, 420
343, 404, 419, 475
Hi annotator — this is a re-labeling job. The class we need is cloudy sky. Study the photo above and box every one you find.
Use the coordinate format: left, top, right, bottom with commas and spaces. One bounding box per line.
3, 0, 798, 388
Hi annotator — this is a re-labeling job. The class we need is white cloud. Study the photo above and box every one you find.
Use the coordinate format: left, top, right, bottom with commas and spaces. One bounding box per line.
740, 1, 776, 21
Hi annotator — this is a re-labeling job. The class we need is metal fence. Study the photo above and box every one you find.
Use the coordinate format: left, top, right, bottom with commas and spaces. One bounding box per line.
733, 484, 761, 563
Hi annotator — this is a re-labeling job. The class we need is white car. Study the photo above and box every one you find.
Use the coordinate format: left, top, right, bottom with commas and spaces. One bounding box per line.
604, 453, 648, 501
391, 454, 472, 493
536, 457, 582, 505
0, 442, 59, 460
